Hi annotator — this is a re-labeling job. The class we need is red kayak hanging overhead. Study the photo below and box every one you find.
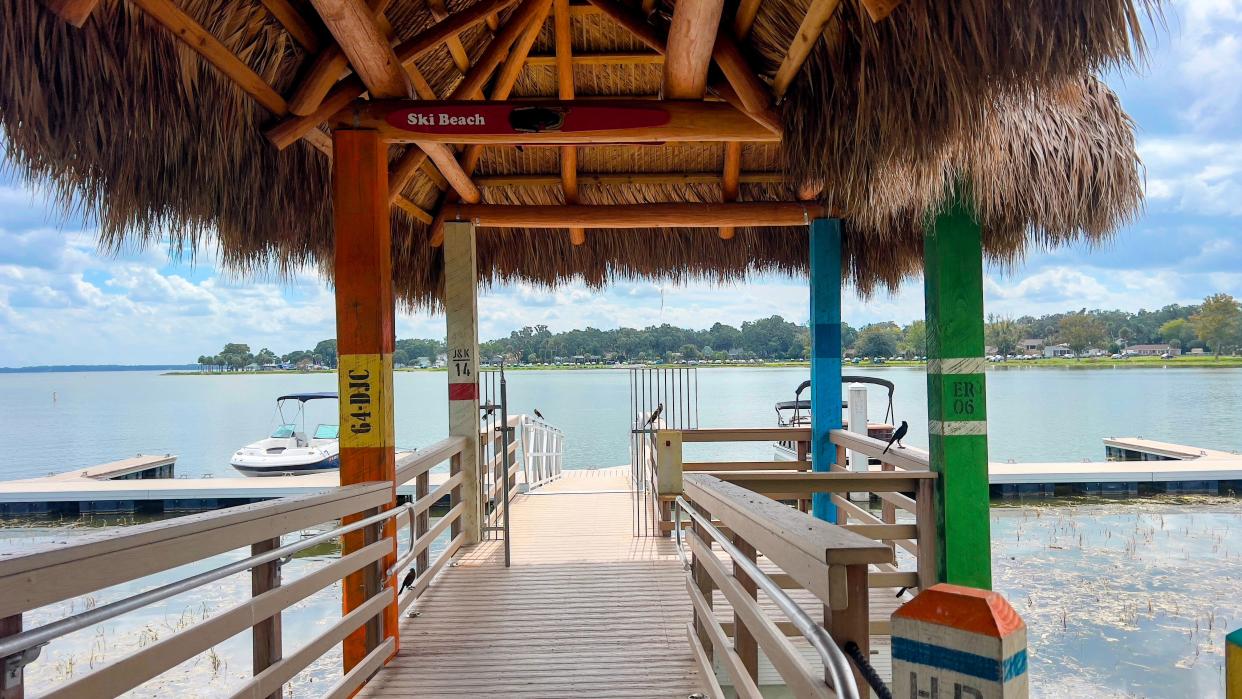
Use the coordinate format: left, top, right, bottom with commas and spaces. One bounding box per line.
383, 102, 672, 136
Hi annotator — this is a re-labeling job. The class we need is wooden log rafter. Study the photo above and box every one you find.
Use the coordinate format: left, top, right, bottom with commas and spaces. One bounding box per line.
39, 0, 99, 27
473, 171, 784, 187
662, 0, 724, 99
123, 0, 432, 223
285, 0, 394, 116
772, 0, 842, 100
718, 0, 764, 240
426, 0, 473, 73
719, 142, 742, 239
266, 0, 519, 148
260, 0, 323, 52
585, 0, 780, 134
425, 0, 553, 246
453, 202, 826, 228
524, 52, 663, 66
554, 0, 585, 246
308, 0, 410, 98
388, 0, 551, 204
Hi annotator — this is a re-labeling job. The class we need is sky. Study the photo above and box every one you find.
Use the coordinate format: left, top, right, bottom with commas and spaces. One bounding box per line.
2, 2, 1242, 366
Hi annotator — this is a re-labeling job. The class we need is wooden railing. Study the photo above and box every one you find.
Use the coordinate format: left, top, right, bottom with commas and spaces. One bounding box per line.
679, 474, 894, 698
0, 437, 469, 699
656, 426, 939, 605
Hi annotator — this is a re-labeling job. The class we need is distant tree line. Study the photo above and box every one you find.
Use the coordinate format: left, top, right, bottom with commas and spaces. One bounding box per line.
194, 295, 1242, 370
986, 294, 1242, 358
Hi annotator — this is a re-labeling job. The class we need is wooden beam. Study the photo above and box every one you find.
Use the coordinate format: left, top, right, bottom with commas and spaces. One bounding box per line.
553, 0, 585, 246
588, 0, 778, 133
860, 0, 901, 22
308, 0, 409, 98
342, 99, 780, 143
129, 0, 287, 115
474, 171, 784, 187
772, 0, 842, 99
426, 3, 550, 245
417, 143, 481, 203
288, 0, 392, 115
586, 0, 665, 52
712, 35, 774, 120
662, 0, 724, 99
41, 0, 98, 27
427, 0, 473, 73
261, 0, 323, 52
268, 0, 518, 145
388, 0, 549, 202
733, 0, 762, 38
451, 202, 824, 228
719, 142, 742, 240
525, 52, 663, 66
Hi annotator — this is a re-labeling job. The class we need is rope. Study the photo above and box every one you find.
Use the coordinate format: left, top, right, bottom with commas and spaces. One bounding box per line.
842, 641, 893, 699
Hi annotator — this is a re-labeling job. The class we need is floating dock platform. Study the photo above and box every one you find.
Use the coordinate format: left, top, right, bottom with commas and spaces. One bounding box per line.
988, 437, 1242, 498
0, 452, 450, 516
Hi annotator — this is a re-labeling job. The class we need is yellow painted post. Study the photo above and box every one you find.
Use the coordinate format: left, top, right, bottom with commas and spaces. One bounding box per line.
443, 220, 482, 544
1228, 628, 1241, 699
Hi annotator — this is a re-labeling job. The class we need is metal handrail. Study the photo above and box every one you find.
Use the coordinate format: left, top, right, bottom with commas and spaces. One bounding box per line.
674, 496, 862, 699
0, 502, 412, 660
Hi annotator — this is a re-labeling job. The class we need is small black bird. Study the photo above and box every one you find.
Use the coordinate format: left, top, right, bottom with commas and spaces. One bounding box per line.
644, 403, 664, 427
399, 567, 417, 592
481, 404, 495, 418
534, 408, 545, 420
882, 421, 908, 454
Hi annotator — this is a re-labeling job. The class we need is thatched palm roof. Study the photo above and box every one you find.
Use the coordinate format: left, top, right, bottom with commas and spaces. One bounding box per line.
0, 0, 1155, 306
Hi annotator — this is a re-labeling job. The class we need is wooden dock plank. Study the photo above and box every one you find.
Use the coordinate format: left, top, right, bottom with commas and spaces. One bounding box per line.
359, 470, 702, 698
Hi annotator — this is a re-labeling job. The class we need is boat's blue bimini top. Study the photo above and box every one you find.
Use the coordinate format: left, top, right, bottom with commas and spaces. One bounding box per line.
277, 392, 339, 402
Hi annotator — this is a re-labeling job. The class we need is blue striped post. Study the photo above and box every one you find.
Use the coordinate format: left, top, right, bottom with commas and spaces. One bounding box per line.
809, 218, 842, 521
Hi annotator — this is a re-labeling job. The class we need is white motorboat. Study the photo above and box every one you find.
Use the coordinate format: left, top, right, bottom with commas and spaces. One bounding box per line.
774, 377, 896, 459
230, 392, 341, 477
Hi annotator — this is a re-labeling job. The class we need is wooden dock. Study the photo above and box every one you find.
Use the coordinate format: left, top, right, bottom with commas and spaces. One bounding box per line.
361, 467, 702, 698
361, 467, 900, 697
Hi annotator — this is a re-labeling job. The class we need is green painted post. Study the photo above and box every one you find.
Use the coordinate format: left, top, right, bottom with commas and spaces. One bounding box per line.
923, 190, 992, 589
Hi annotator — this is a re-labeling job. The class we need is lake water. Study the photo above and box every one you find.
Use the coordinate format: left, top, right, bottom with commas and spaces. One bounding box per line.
3, 365, 1241, 479
2, 366, 1240, 697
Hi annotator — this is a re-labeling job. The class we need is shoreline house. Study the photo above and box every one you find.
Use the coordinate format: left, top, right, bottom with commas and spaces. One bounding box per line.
1020, 338, 1046, 353
1044, 344, 1075, 358
1127, 343, 1181, 357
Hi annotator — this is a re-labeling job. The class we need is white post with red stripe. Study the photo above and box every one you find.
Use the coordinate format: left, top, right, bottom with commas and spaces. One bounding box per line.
444, 220, 482, 544
892, 583, 1028, 699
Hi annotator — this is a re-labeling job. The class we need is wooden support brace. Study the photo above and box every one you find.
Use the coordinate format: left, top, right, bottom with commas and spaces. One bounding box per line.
454, 202, 824, 228
308, 0, 409, 98
261, 0, 323, 52
39, 0, 99, 27
267, 0, 519, 147
773, 0, 842, 99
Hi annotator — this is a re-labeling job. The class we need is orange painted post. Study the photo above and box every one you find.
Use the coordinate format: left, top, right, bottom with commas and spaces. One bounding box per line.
332, 129, 399, 671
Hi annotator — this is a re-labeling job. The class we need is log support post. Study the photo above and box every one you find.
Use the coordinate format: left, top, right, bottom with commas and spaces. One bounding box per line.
923, 189, 992, 589
809, 218, 842, 521
444, 220, 483, 544
332, 128, 400, 670
251, 538, 283, 699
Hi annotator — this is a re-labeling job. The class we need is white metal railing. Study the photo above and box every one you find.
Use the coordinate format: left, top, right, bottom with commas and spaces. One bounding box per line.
519, 415, 564, 490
